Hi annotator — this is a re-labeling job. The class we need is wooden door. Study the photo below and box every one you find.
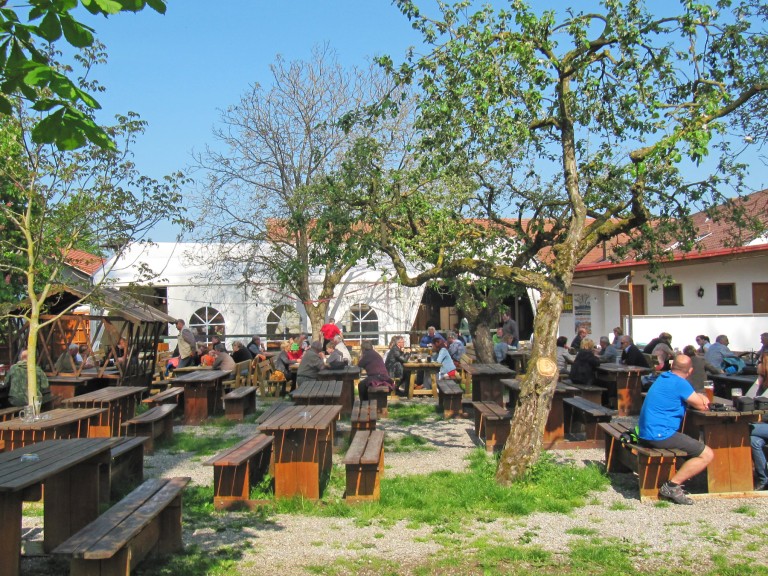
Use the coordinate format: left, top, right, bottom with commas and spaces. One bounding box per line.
753, 283, 768, 313
619, 283, 646, 319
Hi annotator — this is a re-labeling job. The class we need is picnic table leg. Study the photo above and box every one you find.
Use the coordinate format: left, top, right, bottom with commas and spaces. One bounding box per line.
0, 492, 23, 576
407, 372, 416, 399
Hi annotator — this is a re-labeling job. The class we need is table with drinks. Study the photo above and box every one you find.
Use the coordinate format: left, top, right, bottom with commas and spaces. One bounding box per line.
0, 407, 107, 452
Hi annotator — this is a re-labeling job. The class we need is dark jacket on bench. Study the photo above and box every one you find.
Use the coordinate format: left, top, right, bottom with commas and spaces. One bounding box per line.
570, 350, 600, 386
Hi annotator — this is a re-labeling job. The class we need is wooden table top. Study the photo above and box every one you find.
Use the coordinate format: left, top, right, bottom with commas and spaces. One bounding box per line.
62, 386, 147, 404
291, 380, 343, 400
318, 366, 360, 376
689, 396, 767, 419
173, 369, 229, 383
597, 364, 650, 374
0, 438, 117, 492
463, 363, 516, 376
258, 404, 341, 432
173, 365, 213, 374
403, 361, 442, 369
0, 408, 106, 431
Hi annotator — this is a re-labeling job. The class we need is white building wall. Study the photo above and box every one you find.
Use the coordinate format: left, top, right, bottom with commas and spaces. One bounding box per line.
564, 252, 768, 351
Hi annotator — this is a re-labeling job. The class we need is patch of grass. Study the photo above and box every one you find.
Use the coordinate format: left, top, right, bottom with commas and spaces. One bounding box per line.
22, 502, 44, 517
566, 526, 598, 536
654, 500, 671, 509
165, 432, 243, 456
608, 501, 633, 511
569, 538, 639, 574
200, 416, 240, 429
136, 543, 244, 576
384, 433, 436, 453
733, 504, 757, 517
387, 402, 437, 424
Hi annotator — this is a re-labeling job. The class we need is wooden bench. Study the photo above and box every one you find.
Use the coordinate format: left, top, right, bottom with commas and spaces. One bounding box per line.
254, 359, 285, 398
205, 433, 274, 510
344, 429, 384, 502
223, 386, 258, 421
142, 386, 183, 409
437, 379, 464, 418
599, 422, 689, 501
53, 477, 190, 576
350, 400, 377, 441
563, 396, 617, 446
0, 406, 22, 422
367, 385, 390, 417
106, 436, 148, 500
566, 382, 604, 405
472, 401, 512, 452
121, 404, 176, 454
222, 360, 252, 390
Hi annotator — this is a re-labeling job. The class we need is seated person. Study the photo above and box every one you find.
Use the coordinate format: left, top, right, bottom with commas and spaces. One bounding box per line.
357, 340, 394, 400
419, 326, 443, 347
643, 332, 672, 354
325, 340, 348, 369
247, 335, 266, 358
286, 340, 303, 362
198, 345, 215, 367
54, 343, 80, 372
751, 422, 768, 490
296, 340, 326, 386
446, 331, 465, 362
332, 334, 352, 364
432, 338, 457, 382
274, 340, 297, 391
79, 344, 97, 369
211, 344, 236, 376
7, 349, 51, 407
570, 326, 588, 351
115, 337, 128, 367
682, 345, 721, 391
569, 338, 600, 386
598, 336, 619, 364
230, 340, 253, 363
494, 334, 512, 364
492, 326, 504, 345
385, 335, 410, 394
556, 336, 575, 372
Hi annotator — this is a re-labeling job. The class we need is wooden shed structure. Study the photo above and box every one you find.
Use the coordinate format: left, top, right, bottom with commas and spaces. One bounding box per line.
3, 286, 175, 388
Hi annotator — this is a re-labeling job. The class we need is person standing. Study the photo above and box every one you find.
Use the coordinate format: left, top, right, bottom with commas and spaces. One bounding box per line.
7, 349, 50, 407
319, 319, 342, 353
638, 355, 713, 504
175, 319, 197, 369
501, 311, 519, 348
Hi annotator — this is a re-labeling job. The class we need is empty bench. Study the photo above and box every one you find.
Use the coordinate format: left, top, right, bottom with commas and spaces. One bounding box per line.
223, 386, 258, 421
563, 396, 617, 446
472, 401, 512, 452
205, 433, 274, 510
367, 385, 390, 417
350, 400, 377, 441
437, 379, 464, 418
106, 436, 149, 500
599, 422, 689, 501
344, 429, 385, 502
142, 386, 183, 409
53, 477, 190, 576
121, 404, 176, 454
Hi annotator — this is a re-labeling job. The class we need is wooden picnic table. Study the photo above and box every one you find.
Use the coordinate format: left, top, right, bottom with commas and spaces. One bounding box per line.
291, 380, 343, 406
595, 364, 650, 416
0, 437, 117, 575
62, 385, 147, 437
506, 349, 531, 374
709, 373, 756, 399
258, 404, 342, 499
173, 364, 213, 374
172, 369, 229, 424
0, 408, 107, 451
464, 363, 516, 406
403, 361, 442, 399
45, 375, 100, 406
315, 366, 360, 415
684, 397, 766, 494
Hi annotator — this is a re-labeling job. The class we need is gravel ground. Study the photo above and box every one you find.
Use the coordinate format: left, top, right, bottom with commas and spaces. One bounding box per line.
21, 402, 768, 575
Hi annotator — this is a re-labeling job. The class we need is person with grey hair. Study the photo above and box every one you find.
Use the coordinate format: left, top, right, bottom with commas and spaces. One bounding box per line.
247, 335, 265, 357
704, 334, 738, 369
211, 343, 236, 375
598, 336, 620, 364
54, 343, 80, 372
296, 340, 326, 386
332, 334, 352, 364
174, 318, 197, 368
230, 340, 253, 363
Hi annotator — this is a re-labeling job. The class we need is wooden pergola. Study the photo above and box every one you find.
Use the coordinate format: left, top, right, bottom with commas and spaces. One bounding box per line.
3, 287, 175, 388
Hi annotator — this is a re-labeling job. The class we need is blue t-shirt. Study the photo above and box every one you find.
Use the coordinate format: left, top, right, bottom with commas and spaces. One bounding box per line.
638, 371, 694, 441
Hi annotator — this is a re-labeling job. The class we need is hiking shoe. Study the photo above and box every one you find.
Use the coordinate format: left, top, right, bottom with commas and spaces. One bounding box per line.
659, 482, 694, 505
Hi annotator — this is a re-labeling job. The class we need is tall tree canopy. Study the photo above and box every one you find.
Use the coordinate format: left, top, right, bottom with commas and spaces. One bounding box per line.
191, 45, 415, 338
0, 0, 166, 150
347, 0, 768, 482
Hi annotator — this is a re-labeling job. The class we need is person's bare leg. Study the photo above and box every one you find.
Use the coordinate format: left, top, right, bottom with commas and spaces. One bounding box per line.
670, 446, 714, 484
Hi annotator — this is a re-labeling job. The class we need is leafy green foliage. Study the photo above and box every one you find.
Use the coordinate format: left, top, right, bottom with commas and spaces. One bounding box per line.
0, 0, 166, 150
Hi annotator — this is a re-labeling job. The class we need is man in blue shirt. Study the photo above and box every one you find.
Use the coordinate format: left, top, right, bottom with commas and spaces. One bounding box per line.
638, 354, 713, 504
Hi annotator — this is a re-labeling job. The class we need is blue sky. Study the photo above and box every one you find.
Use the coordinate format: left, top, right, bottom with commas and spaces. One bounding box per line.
82, 1, 765, 242
84, 1, 424, 241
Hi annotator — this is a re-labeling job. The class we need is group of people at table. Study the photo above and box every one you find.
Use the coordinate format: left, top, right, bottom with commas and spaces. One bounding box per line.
559, 325, 768, 503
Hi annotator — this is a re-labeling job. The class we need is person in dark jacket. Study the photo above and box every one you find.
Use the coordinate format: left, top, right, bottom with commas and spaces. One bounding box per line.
619, 335, 651, 368
296, 340, 326, 386
357, 340, 394, 400
230, 340, 253, 363
385, 335, 411, 394
570, 338, 600, 385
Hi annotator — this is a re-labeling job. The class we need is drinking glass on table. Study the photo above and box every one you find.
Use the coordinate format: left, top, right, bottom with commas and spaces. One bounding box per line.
32, 395, 42, 419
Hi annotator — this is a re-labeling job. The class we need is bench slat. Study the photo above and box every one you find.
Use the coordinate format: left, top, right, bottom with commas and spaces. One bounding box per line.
111, 436, 148, 459
125, 404, 176, 425
361, 431, 385, 465
344, 430, 371, 465
204, 434, 274, 467
224, 386, 257, 400
563, 396, 616, 417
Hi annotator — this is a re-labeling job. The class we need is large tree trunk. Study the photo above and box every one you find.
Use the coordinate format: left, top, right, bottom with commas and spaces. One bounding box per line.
304, 302, 329, 343
496, 288, 564, 484
26, 312, 40, 406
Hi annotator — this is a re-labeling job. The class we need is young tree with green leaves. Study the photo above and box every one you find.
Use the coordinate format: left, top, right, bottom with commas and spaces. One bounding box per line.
0, 0, 166, 150
190, 45, 415, 339
0, 43, 189, 407
357, 0, 768, 483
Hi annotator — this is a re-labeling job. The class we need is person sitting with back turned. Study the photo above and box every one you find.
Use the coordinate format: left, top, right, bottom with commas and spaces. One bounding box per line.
230, 340, 253, 363
54, 343, 80, 373
704, 334, 738, 369
446, 331, 465, 362
296, 340, 326, 387
682, 345, 721, 391
638, 355, 713, 504
619, 335, 650, 368
555, 336, 575, 372
569, 338, 600, 385
598, 336, 620, 364
332, 334, 352, 365
7, 349, 51, 407
211, 344, 236, 376
356, 340, 394, 400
